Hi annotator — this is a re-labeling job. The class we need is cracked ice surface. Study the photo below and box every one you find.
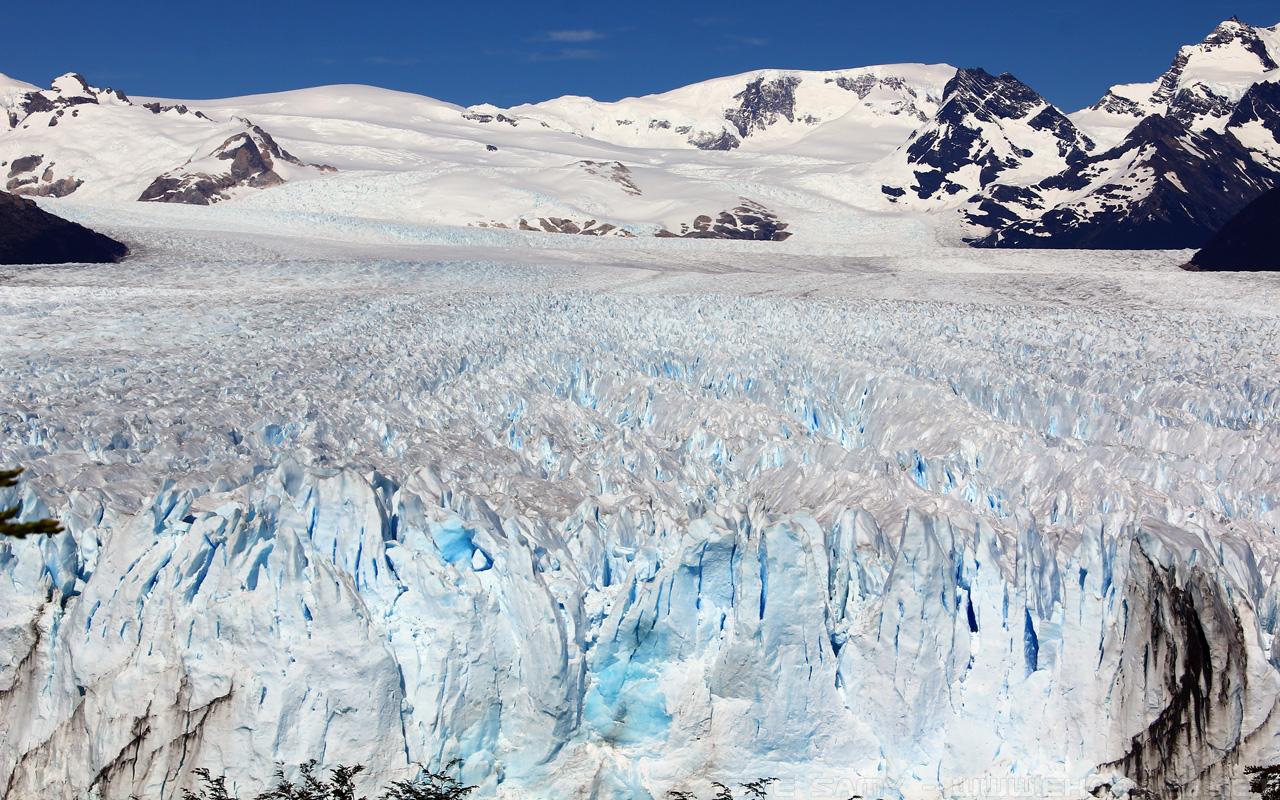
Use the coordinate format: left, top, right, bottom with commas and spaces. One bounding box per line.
3, 207, 1280, 799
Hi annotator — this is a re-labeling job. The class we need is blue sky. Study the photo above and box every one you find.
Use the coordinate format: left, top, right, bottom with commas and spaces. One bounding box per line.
5, 1, 1277, 110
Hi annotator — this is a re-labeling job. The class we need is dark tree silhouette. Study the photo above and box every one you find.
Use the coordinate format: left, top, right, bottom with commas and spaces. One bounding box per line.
176, 761, 475, 800
1248, 765, 1280, 800
379, 761, 475, 800
256, 761, 365, 800
169, 762, 780, 800
665, 778, 779, 800
739, 778, 777, 800
182, 769, 237, 800
0, 467, 62, 537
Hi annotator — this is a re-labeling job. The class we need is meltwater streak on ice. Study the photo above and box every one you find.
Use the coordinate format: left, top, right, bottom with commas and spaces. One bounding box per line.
2, 226, 1280, 799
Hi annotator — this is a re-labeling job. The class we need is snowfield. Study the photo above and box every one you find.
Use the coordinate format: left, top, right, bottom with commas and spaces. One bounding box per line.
3, 204, 1280, 800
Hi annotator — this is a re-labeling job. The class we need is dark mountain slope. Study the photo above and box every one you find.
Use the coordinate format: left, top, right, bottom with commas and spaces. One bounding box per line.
1187, 186, 1280, 270
0, 190, 127, 264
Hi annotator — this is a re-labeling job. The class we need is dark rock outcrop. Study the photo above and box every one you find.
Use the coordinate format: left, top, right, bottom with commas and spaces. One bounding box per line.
141, 102, 211, 120
5, 154, 82, 198
1088, 90, 1147, 119
828, 74, 932, 120
1098, 548, 1249, 799
7, 154, 43, 178
656, 200, 791, 241
462, 111, 518, 126
1186, 186, 1280, 270
577, 160, 641, 196
689, 130, 740, 151
500, 199, 790, 241
724, 76, 801, 138
0, 190, 127, 265
1227, 80, 1280, 151
516, 217, 630, 236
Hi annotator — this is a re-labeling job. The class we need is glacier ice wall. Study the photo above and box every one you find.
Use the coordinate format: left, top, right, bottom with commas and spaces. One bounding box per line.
3, 252, 1280, 799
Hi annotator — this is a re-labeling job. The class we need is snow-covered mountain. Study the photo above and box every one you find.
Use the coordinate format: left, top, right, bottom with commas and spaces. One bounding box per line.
970, 19, 1280, 249
1, 20, 1278, 249
1, 73, 333, 203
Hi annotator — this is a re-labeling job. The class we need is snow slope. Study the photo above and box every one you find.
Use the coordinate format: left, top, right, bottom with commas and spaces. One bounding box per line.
148, 66, 956, 239
499, 63, 954, 158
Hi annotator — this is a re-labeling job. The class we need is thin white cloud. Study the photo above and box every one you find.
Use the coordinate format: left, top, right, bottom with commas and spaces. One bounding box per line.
529, 47, 605, 62
545, 29, 605, 43
366, 55, 422, 66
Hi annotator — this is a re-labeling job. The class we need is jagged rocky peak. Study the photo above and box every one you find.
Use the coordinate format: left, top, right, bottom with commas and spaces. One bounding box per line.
4, 71, 134, 130
1197, 17, 1278, 67
1088, 90, 1147, 119
1084, 17, 1280, 133
139, 123, 335, 205
973, 32, 1280, 252
945, 68, 1039, 117
888, 67, 1092, 202
50, 72, 95, 99
1157, 18, 1279, 103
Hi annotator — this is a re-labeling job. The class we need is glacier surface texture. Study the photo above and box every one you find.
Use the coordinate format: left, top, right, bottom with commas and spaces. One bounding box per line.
2, 209, 1280, 799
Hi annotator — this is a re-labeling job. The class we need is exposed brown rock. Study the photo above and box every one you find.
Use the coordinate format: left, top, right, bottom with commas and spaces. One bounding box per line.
577, 161, 642, 196
657, 200, 792, 241
8, 155, 43, 178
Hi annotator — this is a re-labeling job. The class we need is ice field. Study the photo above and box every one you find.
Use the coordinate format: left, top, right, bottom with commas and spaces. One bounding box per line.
3, 204, 1280, 799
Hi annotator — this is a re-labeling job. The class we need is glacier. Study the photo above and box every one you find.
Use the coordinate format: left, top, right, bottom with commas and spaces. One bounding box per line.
2, 207, 1280, 800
